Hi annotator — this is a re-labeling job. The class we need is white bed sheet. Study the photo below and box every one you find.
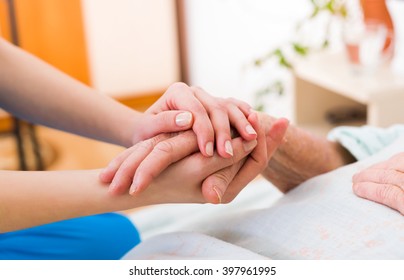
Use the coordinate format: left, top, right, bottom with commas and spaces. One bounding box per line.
124, 136, 404, 260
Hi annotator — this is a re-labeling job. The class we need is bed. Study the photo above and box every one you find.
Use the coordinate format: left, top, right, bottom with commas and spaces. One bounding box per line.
124, 135, 404, 259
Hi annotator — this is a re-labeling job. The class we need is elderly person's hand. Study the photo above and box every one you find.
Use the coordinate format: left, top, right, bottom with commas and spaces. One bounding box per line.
202, 112, 289, 203
352, 152, 404, 215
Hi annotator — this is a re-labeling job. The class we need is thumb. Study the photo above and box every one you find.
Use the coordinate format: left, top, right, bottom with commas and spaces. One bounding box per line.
265, 117, 289, 158
202, 158, 245, 204
137, 111, 194, 142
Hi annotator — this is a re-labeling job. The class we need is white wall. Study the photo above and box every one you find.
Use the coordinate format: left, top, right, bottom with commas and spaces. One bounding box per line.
183, 0, 311, 108
183, 0, 404, 117
81, 0, 180, 97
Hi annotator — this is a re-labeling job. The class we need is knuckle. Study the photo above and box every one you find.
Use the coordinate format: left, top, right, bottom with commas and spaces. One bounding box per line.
108, 154, 125, 168
210, 105, 224, 114
170, 82, 189, 91
222, 152, 237, 166
225, 97, 237, 104
387, 172, 399, 185
374, 185, 396, 204
210, 103, 227, 115
136, 139, 154, 152
191, 85, 205, 92
216, 97, 227, 106
137, 134, 166, 152
176, 130, 196, 144
252, 153, 269, 171
391, 170, 404, 186
154, 141, 174, 156
229, 155, 239, 166
151, 113, 167, 128
378, 171, 390, 184
226, 97, 247, 108
115, 164, 135, 182
151, 134, 167, 145
153, 141, 174, 162
118, 164, 134, 177
226, 97, 248, 108
386, 187, 401, 204
212, 171, 231, 186
240, 100, 251, 108
193, 105, 208, 116
374, 185, 385, 201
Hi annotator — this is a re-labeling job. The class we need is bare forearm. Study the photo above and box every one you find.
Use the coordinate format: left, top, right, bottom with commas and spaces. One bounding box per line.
262, 117, 355, 192
0, 131, 258, 232
0, 170, 150, 233
0, 38, 139, 147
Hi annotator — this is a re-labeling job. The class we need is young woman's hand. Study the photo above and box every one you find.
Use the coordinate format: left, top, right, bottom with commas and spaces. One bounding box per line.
131, 83, 257, 158
101, 84, 258, 195
102, 130, 257, 199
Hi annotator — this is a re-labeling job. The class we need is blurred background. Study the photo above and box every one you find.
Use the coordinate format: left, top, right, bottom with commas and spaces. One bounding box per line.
0, 0, 403, 171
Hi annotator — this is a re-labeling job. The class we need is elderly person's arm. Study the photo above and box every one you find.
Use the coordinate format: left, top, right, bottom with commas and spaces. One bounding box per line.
260, 115, 356, 193
260, 114, 404, 215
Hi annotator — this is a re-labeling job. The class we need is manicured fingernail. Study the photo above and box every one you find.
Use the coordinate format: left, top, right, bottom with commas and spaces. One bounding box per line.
245, 124, 257, 135
213, 186, 222, 204
175, 112, 193, 127
206, 142, 214, 156
175, 112, 192, 126
225, 140, 233, 156
243, 140, 257, 152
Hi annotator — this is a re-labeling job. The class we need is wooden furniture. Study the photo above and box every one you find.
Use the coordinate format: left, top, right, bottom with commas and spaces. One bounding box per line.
292, 51, 404, 135
0, 0, 44, 170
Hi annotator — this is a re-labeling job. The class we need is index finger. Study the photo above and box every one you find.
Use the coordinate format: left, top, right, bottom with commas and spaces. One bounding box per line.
148, 83, 215, 157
